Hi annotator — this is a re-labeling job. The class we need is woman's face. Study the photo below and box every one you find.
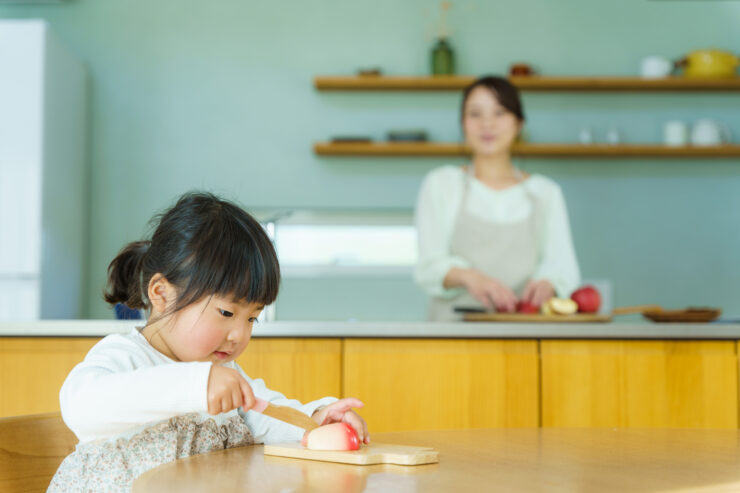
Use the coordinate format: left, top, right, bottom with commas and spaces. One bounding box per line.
462, 86, 522, 156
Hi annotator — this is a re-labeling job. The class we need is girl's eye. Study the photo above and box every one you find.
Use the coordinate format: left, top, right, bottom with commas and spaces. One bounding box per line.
248, 317, 259, 323
219, 309, 234, 318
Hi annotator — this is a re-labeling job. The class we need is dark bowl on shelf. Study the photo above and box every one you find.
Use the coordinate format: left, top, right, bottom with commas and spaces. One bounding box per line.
387, 130, 428, 142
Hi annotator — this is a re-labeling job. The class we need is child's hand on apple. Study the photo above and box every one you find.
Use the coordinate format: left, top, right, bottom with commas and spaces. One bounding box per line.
311, 397, 369, 444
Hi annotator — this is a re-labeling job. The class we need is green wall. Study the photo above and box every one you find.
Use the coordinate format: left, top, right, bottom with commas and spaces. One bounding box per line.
1, 0, 738, 320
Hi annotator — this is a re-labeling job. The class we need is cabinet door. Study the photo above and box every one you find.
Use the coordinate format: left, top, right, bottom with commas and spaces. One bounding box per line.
343, 339, 539, 432
541, 340, 738, 429
0, 337, 99, 417
235, 338, 342, 404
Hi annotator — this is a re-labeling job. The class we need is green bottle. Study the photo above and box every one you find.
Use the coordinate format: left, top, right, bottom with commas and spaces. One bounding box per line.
431, 37, 455, 75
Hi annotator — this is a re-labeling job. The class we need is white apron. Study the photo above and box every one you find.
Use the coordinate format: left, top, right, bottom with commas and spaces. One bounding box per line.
428, 166, 543, 321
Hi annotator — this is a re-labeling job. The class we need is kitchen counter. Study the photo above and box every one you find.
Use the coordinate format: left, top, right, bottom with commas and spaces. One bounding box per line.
2, 319, 740, 339
4, 320, 740, 429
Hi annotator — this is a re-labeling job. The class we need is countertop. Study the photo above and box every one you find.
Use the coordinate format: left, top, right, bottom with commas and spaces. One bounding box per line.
2, 319, 740, 339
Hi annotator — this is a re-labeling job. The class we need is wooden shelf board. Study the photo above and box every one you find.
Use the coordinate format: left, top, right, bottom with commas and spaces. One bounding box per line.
314, 142, 740, 158
314, 75, 740, 92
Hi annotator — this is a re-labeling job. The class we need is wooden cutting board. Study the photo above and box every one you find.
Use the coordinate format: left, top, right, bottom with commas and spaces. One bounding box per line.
464, 312, 612, 323
263, 442, 439, 465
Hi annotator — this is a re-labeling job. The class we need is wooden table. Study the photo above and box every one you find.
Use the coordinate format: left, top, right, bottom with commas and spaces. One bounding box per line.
133, 428, 740, 492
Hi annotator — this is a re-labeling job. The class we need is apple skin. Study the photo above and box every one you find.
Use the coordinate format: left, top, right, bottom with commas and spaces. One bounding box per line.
517, 301, 540, 314
571, 285, 601, 313
301, 422, 360, 451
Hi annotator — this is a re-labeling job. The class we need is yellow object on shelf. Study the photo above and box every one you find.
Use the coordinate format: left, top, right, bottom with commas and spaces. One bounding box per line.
678, 49, 739, 79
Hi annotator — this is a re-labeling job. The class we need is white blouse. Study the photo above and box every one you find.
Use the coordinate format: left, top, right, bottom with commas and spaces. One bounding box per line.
414, 165, 581, 299
60, 328, 337, 443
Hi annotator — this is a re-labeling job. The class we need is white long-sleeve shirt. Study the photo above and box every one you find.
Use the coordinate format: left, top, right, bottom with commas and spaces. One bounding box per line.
414, 165, 580, 299
59, 327, 337, 444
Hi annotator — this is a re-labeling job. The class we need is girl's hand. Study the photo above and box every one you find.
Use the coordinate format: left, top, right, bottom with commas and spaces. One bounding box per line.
311, 398, 369, 444
463, 270, 518, 312
521, 279, 556, 308
207, 365, 256, 415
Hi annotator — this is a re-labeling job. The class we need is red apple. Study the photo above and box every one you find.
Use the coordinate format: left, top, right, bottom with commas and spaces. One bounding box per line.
571, 285, 601, 313
302, 422, 360, 451
517, 301, 540, 314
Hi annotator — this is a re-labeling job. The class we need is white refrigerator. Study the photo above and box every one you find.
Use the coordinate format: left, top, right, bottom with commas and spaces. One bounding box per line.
0, 20, 87, 320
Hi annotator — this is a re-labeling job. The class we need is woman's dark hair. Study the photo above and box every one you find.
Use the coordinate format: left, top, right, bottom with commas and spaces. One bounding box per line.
460, 76, 525, 123
104, 191, 280, 314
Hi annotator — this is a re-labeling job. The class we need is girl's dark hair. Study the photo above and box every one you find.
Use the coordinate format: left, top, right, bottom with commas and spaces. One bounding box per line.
104, 191, 280, 313
460, 76, 525, 122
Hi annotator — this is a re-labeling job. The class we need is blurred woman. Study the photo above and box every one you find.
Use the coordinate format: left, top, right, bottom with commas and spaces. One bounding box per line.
414, 76, 580, 321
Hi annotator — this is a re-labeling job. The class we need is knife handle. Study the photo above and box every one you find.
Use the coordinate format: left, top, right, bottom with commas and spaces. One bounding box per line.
253, 398, 319, 431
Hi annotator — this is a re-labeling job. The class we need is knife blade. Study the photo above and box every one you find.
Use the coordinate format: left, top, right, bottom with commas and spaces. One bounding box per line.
251, 398, 319, 431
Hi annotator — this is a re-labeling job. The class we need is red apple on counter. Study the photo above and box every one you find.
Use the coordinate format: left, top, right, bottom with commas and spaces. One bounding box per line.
517, 301, 540, 314
301, 422, 360, 451
571, 285, 601, 313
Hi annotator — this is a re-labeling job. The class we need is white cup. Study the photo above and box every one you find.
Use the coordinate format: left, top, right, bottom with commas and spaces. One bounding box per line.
606, 127, 621, 145
663, 121, 689, 146
691, 119, 731, 146
641, 56, 674, 78
578, 127, 593, 144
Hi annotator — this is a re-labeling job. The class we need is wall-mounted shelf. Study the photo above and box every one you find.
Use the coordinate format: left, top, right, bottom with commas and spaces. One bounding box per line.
314, 142, 740, 158
314, 75, 740, 92
282, 265, 413, 278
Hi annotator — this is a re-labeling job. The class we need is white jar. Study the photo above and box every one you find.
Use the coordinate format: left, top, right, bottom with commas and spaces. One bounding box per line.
663, 121, 689, 146
691, 119, 731, 146
641, 56, 673, 78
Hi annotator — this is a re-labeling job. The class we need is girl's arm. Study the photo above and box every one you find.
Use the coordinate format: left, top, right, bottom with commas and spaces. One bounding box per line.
60, 345, 212, 442
531, 183, 581, 297
234, 364, 337, 444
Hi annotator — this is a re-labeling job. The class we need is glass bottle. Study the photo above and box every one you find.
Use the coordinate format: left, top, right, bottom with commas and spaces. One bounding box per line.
431, 37, 455, 75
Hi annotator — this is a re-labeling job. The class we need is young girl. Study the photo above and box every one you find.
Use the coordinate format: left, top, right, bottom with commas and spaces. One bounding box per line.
49, 192, 369, 492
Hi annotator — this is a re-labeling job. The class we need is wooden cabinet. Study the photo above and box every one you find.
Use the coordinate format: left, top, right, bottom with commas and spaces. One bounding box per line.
3, 336, 739, 431
0, 338, 100, 417
541, 340, 738, 429
342, 339, 540, 432
235, 338, 342, 404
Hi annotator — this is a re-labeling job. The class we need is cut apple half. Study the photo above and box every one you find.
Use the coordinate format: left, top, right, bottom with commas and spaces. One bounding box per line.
544, 298, 578, 315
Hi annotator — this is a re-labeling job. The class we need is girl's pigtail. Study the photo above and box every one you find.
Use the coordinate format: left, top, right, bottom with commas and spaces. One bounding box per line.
103, 240, 151, 309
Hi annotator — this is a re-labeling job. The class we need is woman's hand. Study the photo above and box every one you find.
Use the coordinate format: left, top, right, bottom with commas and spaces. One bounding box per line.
521, 279, 556, 308
461, 269, 518, 312
206, 365, 256, 415
311, 398, 369, 444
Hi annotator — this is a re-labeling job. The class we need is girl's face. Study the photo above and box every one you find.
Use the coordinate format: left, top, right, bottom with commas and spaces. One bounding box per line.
462, 86, 522, 156
155, 294, 263, 365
